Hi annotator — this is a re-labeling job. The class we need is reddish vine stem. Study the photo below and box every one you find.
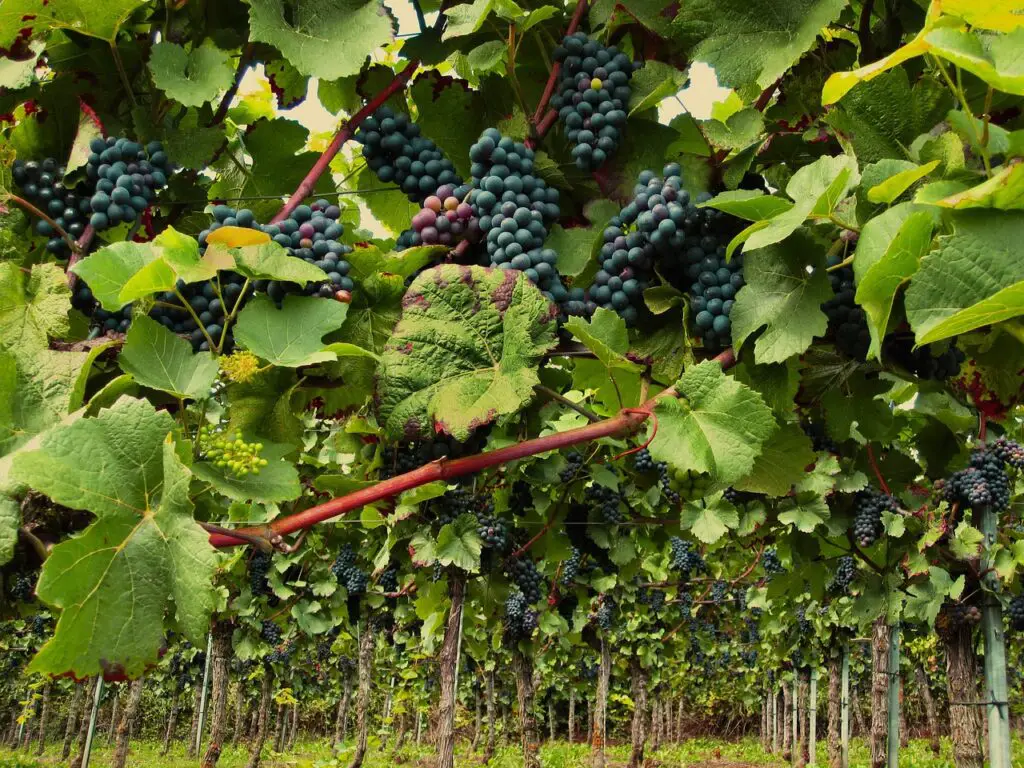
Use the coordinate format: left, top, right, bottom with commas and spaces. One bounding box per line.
865, 444, 891, 495
209, 43, 255, 127
729, 543, 765, 586
269, 59, 420, 224
208, 348, 736, 547
510, 507, 560, 559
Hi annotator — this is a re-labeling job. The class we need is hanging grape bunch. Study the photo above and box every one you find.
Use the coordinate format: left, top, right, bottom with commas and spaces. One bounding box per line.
1008, 595, 1024, 631
354, 106, 463, 202
822, 252, 869, 360
331, 544, 369, 595
669, 536, 706, 581
943, 448, 1012, 512
469, 128, 592, 321
828, 555, 856, 594
851, 489, 901, 547
85, 137, 170, 232
504, 591, 538, 642
551, 32, 635, 170
11, 159, 89, 256
197, 426, 269, 477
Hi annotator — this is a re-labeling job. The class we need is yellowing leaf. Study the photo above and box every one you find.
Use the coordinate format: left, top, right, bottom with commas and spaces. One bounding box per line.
205, 226, 272, 247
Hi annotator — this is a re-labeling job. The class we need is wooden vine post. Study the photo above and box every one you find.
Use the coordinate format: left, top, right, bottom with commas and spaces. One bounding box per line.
840, 645, 850, 768
885, 625, 900, 768
981, 502, 1012, 768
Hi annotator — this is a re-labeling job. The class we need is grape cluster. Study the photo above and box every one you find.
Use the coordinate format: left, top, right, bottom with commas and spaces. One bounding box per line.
586, 482, 625, 523
560, 451, 586, 483
889, 340, 965, 381
633, 449, 680, 504
669, 537, 706, 580
267, 640, 295, 664
331, 545, 368, 595
9, 573, 35, 602
355, 107, 462, 202
1008, 596, 1024, 631
474, 496, 510, 551
511, 480, 533, 514
469, 129, 591, 321
638, 586, 665, 612
936, 601, 981, 636
943, 449, 1011, 512
852, 489, 900, 547
85, 137, 170, 232
504, 591, 538, 641
550, 33, 634, 170
828, 556, 856, 594
404, 185, 482, 248
723, 488, 761, 507
761, 548, 785, 577
796, 607, 812, 635
260, 620, 281, 645
993, 437, 1024, 470
197, 426, 268, 477
822, 253, 869, 360
507, 557, 545, 604
802, 419, 840, 454
432, 487, 475, 527
561, 548, 582, 585
249, 552, 272, 596
378, 567, 399, 594
667, 468, 711, 501
148, 273, 250, 352
596, 599, 614, 631
251, 201, 355, 301
710, 580, 729, 604
317, 640, 333, 662
11, 159, 89, 256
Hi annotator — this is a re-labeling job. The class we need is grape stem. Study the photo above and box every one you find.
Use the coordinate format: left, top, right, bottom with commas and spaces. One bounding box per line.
7, 195, 80, 255
844, 529, 886, 576
209, 44, 255, 127
269, 59, 420, 224
197, 522, 274, 553
534, 384, 600, 423
865, 444, 891, 495
207, 348, 737, 547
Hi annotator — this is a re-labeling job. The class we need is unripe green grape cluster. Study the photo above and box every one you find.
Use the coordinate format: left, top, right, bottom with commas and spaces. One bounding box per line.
198, 426, 269, 477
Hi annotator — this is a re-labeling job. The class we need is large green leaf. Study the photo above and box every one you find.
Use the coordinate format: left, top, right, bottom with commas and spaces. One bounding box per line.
671, 0, 847, 95
0, 0, 149, 46
149, 42, 235, 108
905, 210, 1024, 344
730, 230, 832, 364
742, 155, 859, 252
853, 204, 939, 358
926, 27, 1024, 96
0, 494, 17, 566
234, 295, 349, 367
648, 361, 777, 485
244, 0, 393, 80
0, 263, 71, 349
377, 265, 559, 440
11, 398, 217, 678
733, 423, 816, 497
119, 316, 219, 400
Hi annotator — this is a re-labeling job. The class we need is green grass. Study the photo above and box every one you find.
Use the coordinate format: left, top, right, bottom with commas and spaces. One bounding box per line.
2, 735, 1023, 767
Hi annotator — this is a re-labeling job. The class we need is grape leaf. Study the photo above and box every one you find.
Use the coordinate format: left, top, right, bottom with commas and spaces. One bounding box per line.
681, 497, 739, 544
0, 0, 150, 46
545, 199, 620, 278
234, 295, 349, 368
853, 203, 939, 359
926, 27, 1024, 97
648, 361, 777, 485
149, 42, 235, 108
905, 567, 962, 626
671, 0, 848, 95
377, 265, 559, 441
118, 316, 219, 400
11, 398, 217, 678
244, 0, 393, 80
0, 263, 71, 349
225, 241, 328, 284
777, 493, 830, 533
865, 160, 940, 204
629, 61, 688, 116
0, 41, 43, 91
742, 155, 859, 252
904, 210, 1024, 344
64, 107, 104, 179
731, 231, 832, 364
734, 423, 815, 497
934, 161, 1024, 210
436, 515, 484, 572
0, 494, 17, 566
192, 442, 300, 504
700, 190, 794, 222
564, 308, 641, 371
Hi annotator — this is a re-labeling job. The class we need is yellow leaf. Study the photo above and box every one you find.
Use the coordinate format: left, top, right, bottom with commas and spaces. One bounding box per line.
205, 226, 271, 247
934, 0, 1024, 31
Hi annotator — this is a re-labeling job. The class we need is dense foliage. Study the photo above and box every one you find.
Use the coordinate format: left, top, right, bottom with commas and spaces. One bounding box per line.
1, 1, 1024, 767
